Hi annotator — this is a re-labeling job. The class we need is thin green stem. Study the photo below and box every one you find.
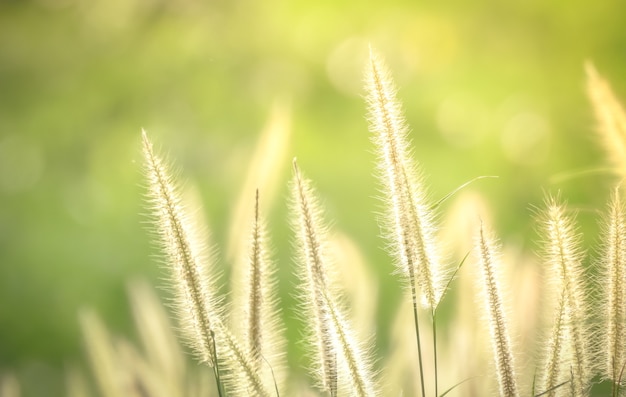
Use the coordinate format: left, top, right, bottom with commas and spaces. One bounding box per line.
211, 330, 225, 397
616, 359, 626, 397
534, 380, 570, 397
430, 176, 498, 211
439, 376, 479, 397
260, 353, 280, 397
432, 312, 438, 397
432, 251, 469, 397
612, 356, 617, 397
410, 281, 426, 397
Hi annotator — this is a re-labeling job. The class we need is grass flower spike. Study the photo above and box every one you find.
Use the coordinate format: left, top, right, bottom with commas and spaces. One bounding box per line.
59, 49, 626, 397
364, 49, 443, 311
476, 223, 519, 397
365, 47, 446, 397
234, 189, 286, 389
291, 160, 378, 397
142, 131, 271, 397
599, 187, 626, 390
538, 196, 591, 396
142, 130, 222, 368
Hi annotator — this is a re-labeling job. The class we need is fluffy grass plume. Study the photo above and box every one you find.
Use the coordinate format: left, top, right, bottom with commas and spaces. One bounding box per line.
142, 131, 271, 397
365, 47, 447, 397
538, 196, 591, 396
364, 49, 443, 311
475, 223, 519, 397
214, 322, 274, 397
585, 62, 626, 178
598, 187, 626, 388
291, 160, 378, 397
233, 189, 286, 390
141, 130, 222, 368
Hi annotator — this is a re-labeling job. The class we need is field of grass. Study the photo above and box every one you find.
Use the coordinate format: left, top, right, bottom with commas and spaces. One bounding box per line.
1, 0, 626, 396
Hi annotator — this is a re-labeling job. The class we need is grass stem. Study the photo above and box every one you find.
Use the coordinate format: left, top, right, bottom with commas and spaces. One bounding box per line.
410, 283, 426, 397
433, 313, 438, 397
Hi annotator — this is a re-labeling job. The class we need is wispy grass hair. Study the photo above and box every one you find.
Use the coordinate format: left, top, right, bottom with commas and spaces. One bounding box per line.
290, 160, 378, 397
598, 186, 626, 388
364, 49, 444, 311
142, 131, 272, 397
141, 130, 223, 368
475, 222, 519, 397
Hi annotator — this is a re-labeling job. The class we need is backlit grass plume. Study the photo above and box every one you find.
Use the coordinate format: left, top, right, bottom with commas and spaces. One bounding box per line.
598, 187, 626, 391
585, 62, 626, 178
141, 130, 222, 369
538, 196, 591, 397
364, 49, 443, 312
291, 160, 378, 397
475, 222, 519, 397
233, 189, 286, 390
142, 131, 271, 397
365, 48, 445, 397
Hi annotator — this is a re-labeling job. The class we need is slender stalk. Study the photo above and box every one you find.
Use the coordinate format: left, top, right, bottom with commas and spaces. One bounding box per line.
616, 361, 626, 397
211, 330, 225, 397
433, 313, 438, 397
410, 281, 427, 397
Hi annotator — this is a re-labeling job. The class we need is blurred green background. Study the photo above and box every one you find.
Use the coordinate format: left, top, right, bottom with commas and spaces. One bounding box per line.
1, 0, 625, 395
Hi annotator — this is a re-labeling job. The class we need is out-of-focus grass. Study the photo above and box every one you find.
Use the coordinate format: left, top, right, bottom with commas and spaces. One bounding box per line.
0, 0, 624, 395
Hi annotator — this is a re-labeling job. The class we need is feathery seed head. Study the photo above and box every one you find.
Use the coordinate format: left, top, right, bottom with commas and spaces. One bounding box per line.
537, 195, 591, 396
475, 223, 519, 397
290, 160, 338, 395
142, 131, 272, 397
141, 130, 222, 367
290, 160, 378, 397
364, 49, 444, 311
599, 186, 626, 384
234, 189, 286, 389
213, 320, 274, 397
